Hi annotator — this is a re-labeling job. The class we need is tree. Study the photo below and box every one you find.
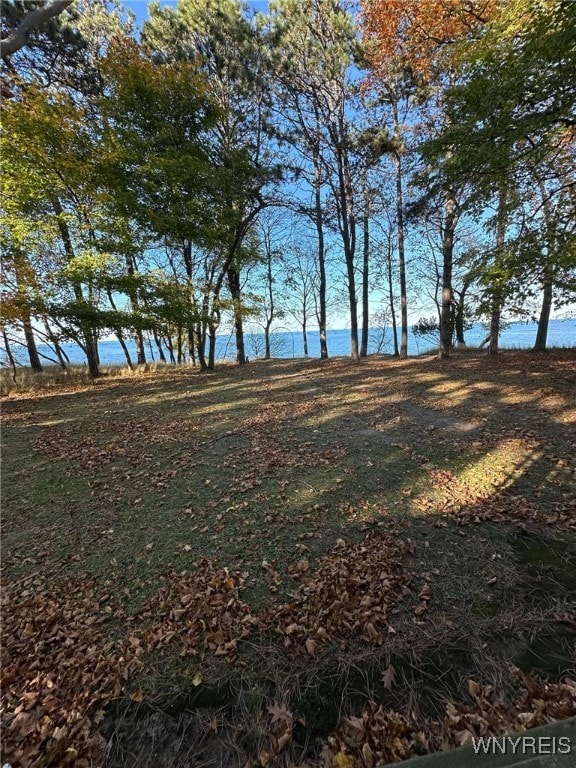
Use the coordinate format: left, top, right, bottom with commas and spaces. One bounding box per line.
418, 0, 576, 352
101, 38, 227, 368
1, 86, 100, 375
356, 101, 411, 357
283, 242, 317, 357
142, 0, 280, 366
362, 0, 498, 358
1, 0, 74, 59
423, 0, 575, 187
1, 74, 179, 376
268, 0, 361, 360
247, 215, 289, 360
1, 0, 133, 101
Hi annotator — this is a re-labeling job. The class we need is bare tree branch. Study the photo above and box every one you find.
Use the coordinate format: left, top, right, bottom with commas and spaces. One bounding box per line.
1, 0, 74, 59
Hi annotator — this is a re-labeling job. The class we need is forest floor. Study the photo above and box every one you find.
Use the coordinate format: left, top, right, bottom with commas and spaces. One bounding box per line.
2, 350, 576, 768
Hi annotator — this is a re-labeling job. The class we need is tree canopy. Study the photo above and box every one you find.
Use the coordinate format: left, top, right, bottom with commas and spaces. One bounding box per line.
1, 0, 574, 376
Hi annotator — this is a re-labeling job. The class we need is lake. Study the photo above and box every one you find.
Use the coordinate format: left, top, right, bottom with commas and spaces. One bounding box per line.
3, 319, 575, 368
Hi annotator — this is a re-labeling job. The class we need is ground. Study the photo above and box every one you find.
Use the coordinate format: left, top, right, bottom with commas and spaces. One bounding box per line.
2, 350, 575, 768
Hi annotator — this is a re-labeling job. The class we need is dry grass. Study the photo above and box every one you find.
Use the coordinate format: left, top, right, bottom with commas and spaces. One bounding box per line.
2, 350, 575, 766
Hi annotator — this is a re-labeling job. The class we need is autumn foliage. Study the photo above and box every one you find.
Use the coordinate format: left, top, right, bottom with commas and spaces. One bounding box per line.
361, 0, 498, 78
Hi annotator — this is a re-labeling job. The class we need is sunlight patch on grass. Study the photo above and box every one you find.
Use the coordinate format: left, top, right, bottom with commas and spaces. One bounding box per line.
35, 417, 76, 426
426, 379, 468, 395
457, 440, 541, 495
553, 406, 576, 423
499, 389, 544, 405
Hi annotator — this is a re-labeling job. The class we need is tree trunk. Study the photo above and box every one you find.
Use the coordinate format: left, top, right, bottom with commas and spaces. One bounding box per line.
208, 326, 217, 370
182, 239, 199, 367
227, 265, 246, 365
455, 299, 466, 347
44, 316, 68, 370
454, 281, 470, 347
335, 136, 359, 361
52, 197, 100, 376
134, 330, 145, 365
144, 335, 153, 362
195, 321, 208, 370
489, 185, 507, 355
196, 331, 207, 368
165, 333, 176, 364
152, 329, 167, 363
439, 188, 458, 359
124, 255, 146, 365
264, 241, 274, 360
360, 191, 370, 357
488, 302, 501, 355
533, 181, 555, 353
22, 314, 42, 372
2, 326, 18, 382
313, 149, 328, 359
13, 253, 42, 372
116, 331, 134, 369
394, 153, 408, 358
534, 273, 553, 351
264, 326, 271, 359
187, 328, 196, 365
106, 289, 133, 369
346, 269, 359, 360
386, 241, 399, 356
85, 340, 100, 378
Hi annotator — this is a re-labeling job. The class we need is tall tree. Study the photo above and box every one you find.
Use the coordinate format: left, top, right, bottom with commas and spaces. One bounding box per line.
1, 87, 100, 375
101, 38, 226, 367
268, 0, 361, 360
418, 0, 576, 351
142, 0, 279, 366
362, 0, 497, 358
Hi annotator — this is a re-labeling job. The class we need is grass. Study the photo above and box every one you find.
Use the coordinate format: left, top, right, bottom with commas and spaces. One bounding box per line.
2, 350, 575, 766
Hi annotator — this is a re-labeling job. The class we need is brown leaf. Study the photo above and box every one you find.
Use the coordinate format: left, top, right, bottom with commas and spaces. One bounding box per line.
362, 742, 375, 768
382, 663, 396, 689
305, 638, 317, 656
130, 690, 144, 702
467, 679, 482, 699
364, 622, 382, 644
267, 701, 293, 725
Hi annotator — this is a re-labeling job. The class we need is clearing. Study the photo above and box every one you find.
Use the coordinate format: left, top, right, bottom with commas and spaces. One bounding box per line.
2, 350, 575, 768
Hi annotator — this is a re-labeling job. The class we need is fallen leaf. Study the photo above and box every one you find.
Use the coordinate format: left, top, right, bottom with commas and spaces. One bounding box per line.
382, 663, 396, 689
128, 689, 144, 703
305, 638, 317, 656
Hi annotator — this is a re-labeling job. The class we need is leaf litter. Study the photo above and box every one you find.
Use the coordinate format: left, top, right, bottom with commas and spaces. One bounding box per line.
3, 352, 576, 766
4, 525, 574, 767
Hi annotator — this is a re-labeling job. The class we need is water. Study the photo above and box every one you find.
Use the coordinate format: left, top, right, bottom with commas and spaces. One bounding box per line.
2, 319, 575, 368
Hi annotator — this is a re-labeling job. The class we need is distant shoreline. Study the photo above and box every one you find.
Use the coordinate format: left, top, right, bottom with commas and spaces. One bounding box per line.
2, 319, 575, 368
